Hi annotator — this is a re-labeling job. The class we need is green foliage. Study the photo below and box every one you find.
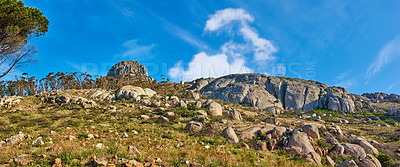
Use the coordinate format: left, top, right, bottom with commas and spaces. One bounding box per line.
376, 153, 395, 167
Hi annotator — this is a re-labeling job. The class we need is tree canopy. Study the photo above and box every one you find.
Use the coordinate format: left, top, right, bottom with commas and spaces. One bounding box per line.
0, 0, 49, 78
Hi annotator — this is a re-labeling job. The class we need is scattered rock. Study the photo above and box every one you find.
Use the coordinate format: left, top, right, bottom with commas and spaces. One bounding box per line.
343, 143, 367, 159
95, 143, 105, 149
271, 127, 286, 139
116, 85, 156, 100
207, 102, 222, 116
32, 137, 44, 146
128, 146, 142, 155
185, 121, 203, 133
326, 155, 335, 166
228, 109, 242, 120
263, 117, 280, 125
222, 127, 239, 143
240, 127, 261, 140
140, 115, 150, 120
13, 154, 32, 166
195, 110, 207, 116
354, 137, 379, 155
107, 60, 153, 81
6, 131, 25, 144
302, 124, 320, 140
338, 160, 358, 167
156, 116, 169, 124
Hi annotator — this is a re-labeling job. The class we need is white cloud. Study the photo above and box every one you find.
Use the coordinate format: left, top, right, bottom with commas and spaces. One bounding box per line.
366, 36, 400, 80
169, 8, 278, 81
168, 52, 252, 81
116, 39, 156, 59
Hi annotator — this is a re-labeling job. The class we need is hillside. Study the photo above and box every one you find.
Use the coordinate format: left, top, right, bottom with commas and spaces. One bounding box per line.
0, 61, 399, 166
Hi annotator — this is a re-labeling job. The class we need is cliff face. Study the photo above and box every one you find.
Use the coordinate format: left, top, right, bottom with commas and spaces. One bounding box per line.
107, 61, 153, 81
190, 74, 355, 112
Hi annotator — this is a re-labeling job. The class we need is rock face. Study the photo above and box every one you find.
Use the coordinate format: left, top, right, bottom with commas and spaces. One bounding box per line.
116, 85, 156, 100
194, 74, 355, 112
107, 60, 153, 81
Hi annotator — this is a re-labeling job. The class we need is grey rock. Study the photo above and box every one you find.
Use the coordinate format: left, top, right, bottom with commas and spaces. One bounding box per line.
338, 160, 358, 167
302, 124, 320, 140
263, 117, 280, 125
354, 137, 379, 155
343, 143, 367, 159
207, 102, 222, 116
287, 131, 315, 154
87, 89, 115, 101
228, 109, 242, 120
156, 116, 169, 124
6, 131, 25, 144
195, 110, 207, 116
32, 137, 44, 146
271, 127, 286, 139
107, 60, 153, 80
326, 155, 335, 166
222, 127, 239, 143
185, 121, 203, 133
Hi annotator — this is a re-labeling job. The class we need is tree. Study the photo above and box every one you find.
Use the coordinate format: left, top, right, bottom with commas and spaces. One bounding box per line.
0, 0, 49, 78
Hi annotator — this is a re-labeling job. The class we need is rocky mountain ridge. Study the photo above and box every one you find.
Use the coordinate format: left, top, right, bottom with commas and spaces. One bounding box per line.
189, 74, 355, 113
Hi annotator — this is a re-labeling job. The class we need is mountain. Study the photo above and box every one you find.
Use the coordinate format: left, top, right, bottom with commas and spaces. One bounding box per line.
107, 60, 153, 81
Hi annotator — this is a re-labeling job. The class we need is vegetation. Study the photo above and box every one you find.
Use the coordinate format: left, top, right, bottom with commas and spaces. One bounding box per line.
0, 0, 49, 78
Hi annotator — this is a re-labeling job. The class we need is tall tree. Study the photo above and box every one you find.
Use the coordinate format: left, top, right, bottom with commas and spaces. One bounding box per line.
0, 0, 49, 78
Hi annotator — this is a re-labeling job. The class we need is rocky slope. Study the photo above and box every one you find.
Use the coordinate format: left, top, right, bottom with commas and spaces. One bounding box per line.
107, 60, 153, 81
190, 74, 355, 113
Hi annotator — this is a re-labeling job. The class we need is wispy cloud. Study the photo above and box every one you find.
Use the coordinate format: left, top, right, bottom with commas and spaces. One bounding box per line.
115, 39, 156, 59
163, 23, 208, 50
366, 35, 400, 80
169, 8, 278, 81
333, 71, 357, 88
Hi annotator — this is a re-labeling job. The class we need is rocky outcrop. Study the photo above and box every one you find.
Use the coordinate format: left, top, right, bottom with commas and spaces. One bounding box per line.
116, 85, 156, 100
107, 60, 153, 81
196, 74, 355, 112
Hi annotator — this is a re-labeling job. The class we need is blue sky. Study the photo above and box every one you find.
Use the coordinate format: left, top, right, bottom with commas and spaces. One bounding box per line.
13, 0, 400, 94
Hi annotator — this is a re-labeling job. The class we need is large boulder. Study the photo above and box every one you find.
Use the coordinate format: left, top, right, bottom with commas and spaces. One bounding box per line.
198, 74, 355, 112
228, 109, 242, 120
338, 160, 358, 167
107, 60, 153, 80
287, 131, 315, 155
302, 124, 320, 140
116, 85, 156, 100
342, 143, 367, 159
207, 102, 222, 116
